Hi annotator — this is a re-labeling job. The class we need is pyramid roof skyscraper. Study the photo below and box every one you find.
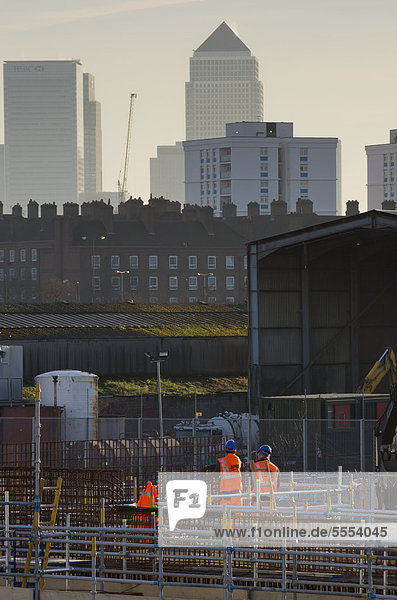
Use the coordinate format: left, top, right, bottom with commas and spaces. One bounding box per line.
185, 22, 263, 140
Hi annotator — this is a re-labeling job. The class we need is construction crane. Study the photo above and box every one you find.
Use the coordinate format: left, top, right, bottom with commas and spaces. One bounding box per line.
118, 93, 137, 203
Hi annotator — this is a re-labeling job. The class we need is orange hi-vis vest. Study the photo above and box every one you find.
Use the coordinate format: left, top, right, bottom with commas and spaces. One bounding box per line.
218, 453, 242, 493
253, 460, 279, 494
137, 481, 158, 507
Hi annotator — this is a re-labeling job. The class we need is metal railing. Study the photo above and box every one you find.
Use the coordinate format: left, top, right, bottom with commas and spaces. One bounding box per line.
1, 521, 396, 599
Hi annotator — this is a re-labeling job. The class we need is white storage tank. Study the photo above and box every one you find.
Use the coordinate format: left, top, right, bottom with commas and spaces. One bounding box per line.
35, 370, 98, 441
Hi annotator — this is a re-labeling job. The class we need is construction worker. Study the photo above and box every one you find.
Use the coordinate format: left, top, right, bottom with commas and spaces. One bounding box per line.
205, 439, 242, 506
137, 481, 157, 507
250, 444, 279, 499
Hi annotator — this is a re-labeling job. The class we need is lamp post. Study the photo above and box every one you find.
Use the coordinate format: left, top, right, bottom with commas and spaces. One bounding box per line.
197, 272, 214, 303
144, 351, 169, 471
116, 270, 130, 302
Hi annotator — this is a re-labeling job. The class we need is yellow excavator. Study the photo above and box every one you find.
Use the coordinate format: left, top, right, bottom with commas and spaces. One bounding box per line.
357, 347, 397, 471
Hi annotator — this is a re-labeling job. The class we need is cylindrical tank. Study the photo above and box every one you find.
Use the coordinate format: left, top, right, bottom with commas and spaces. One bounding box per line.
35, 370, 98, 441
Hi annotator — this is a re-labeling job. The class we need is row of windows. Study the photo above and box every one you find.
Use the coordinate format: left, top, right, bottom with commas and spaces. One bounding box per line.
0, 249, 38, 263
91, 255, 245, 270
149, 296, 235, 305
92, 275, 241, 292
0, 268, 37, 281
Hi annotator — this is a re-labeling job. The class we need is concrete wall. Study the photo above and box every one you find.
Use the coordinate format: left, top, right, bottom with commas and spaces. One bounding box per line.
8, 336, 248, 380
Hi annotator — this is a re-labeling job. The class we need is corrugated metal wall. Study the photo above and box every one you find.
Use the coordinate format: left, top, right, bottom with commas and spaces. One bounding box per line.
8, 336, 248, 380
252, 228, 397, 398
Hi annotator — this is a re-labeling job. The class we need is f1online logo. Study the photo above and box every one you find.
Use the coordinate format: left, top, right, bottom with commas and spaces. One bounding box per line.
166, 480, 207, 531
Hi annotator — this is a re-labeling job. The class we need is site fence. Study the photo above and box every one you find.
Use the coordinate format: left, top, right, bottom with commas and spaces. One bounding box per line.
0, 416, 378, 473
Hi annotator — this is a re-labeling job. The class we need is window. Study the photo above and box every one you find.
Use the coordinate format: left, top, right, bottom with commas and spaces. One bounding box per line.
169, 297, 178, 304
0, 250, 4, 263
129, 256, 138, 269
376, 401, 388, 419
208, 296, 217, 303
189, 256, 197, 269
111, 276, 121, 290
20, 249, 26, 262
31, 268, 37, 281
149, 276, 158, 290
333, 403, 351, 429
243, 255, 247, 270
9, 268, 15, 280
149, 255, 158, 269
20, 268, 25, 281
300, 148, 308, 156
208, 256, 216, 269
0, 269, 4, 281
189, 276, 198, 290
169, 256, 178, 269
9, 250, 15, 263
91, 255, 100, 269
169, 276, 178, 290
130, 276, 139, 290
260, 147, 268, 156
226, 297, 235, 304
111, 255, 120, 270
225, 256, 234, 269
226, 276, 235, 290
189, 296, 198, 303
208, 276, 216, 290
31, 249, 37, 262
149, 296, 158, 304
92, 276, 101, 291
300, 164, 308, 177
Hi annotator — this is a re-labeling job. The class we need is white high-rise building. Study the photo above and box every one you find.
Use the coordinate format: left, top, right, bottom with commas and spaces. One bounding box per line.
184, 122, 341, 216
150, 143, 185, 203
151, 22, 264, 202
0, 145, 4, 207
185, 22, 263, 140
3, 60, 102, 211
366, 129, 397, 210
83, 73, 102, 198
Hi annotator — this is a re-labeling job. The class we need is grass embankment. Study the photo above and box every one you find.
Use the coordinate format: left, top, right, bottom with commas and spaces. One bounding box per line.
23, 376, 248, 399
1, 324, 247, 340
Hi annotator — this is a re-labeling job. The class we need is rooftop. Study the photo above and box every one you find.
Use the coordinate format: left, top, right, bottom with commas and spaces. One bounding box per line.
195, 22, 250, 54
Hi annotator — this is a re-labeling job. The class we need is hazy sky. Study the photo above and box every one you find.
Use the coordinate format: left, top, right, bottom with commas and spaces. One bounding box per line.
0, 0, 396, 211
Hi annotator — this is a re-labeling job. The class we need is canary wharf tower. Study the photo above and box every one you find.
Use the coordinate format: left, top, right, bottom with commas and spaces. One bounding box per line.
185, 22, 264, 140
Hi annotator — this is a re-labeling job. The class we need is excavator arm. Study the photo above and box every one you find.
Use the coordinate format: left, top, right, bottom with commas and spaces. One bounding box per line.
375, 383, 397, 471
357, 347, 397, 471
357, 347, 397, 394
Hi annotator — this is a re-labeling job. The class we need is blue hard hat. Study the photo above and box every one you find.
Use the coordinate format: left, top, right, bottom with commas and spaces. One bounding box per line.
225, 439, 236, 451
258, 444, 272, 455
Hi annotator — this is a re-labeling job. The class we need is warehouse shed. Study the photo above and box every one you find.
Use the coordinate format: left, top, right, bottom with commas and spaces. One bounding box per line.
248, 210, 397, 410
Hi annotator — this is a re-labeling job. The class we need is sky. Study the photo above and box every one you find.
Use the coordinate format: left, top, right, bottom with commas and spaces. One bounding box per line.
0, 0, 396, 211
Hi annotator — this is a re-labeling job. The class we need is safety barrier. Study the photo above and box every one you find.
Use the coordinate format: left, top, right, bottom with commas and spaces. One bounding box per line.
0, 522, 396, 599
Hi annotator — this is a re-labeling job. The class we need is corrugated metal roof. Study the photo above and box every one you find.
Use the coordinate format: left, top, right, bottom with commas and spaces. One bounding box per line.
0, 310, 248, 330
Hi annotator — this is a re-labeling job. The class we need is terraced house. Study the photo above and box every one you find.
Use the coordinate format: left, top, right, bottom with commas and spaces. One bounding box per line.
0, 196, 340, 304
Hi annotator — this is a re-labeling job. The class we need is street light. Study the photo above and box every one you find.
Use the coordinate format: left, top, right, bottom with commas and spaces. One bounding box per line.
197, 272, 214, 303
144, 351, 169, 471
116, 270, 130, 302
